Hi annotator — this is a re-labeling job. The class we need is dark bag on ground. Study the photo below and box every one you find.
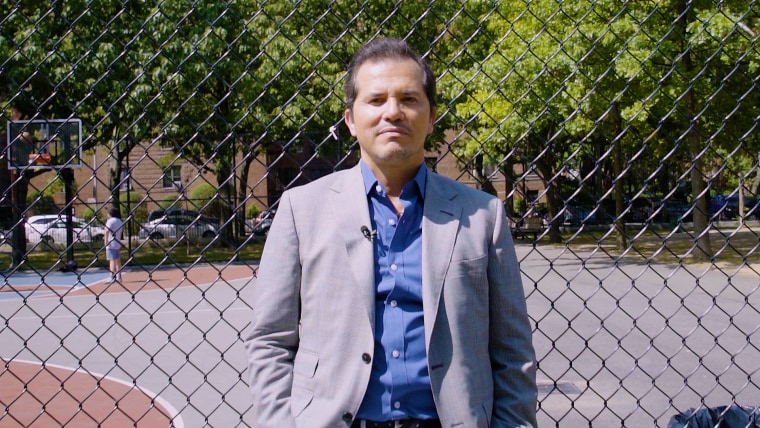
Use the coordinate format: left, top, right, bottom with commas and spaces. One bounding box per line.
668, 405, 760, 428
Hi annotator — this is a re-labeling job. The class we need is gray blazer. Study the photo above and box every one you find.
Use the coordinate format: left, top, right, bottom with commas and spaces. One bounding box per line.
245, 165, 537, 428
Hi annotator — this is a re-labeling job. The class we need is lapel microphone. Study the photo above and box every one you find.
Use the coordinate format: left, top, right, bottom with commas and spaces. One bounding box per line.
360, 226, 377, 242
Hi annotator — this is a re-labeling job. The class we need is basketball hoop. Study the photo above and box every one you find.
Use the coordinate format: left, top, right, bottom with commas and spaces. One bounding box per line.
6, 119, 83, 170
29, 153, 53, 166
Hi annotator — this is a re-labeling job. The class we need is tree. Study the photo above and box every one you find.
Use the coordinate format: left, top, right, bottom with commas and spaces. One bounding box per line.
441, 0, 760, 252
143, 0, 463, 245
610, 0, 760, 259
442, 0, 629, 243
0, 1, 160, 263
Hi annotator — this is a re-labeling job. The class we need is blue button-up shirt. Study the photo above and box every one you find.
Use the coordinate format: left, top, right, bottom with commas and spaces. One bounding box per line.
356, 161, 438, 421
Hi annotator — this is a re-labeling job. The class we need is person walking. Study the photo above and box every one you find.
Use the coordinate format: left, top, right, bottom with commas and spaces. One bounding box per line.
245, 38, 537, 428
104, 207, 124, 283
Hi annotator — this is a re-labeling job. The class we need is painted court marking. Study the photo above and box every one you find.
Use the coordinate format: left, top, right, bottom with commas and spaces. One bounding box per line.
0, 359, 183, 427
1, 263, 256, 426
0, 270, 111, 300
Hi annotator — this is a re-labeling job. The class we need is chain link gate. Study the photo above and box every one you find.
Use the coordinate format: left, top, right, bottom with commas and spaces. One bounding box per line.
1, 1, 759, 427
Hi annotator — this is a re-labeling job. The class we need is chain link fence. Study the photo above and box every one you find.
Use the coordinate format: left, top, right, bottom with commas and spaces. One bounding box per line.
2, 1, 760, 426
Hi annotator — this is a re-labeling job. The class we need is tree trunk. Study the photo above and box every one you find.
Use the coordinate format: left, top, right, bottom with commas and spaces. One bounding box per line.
679, 0, 712, 260
216, 157, 236, 247
611, 103, 628, 251
502, 159, 516, 220
108, 138, 123, 214
473, 153, 497, 196
237, 141, 258, 241
613, 136, 627, 251
534, 138, 562, 243
687, 108, 713, 260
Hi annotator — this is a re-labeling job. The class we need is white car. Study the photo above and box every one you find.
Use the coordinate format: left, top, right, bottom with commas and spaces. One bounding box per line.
139, 215, 217, 241
25, 214, 106, 246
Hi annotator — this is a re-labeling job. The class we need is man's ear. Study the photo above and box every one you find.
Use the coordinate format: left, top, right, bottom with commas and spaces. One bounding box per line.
345, 109, 357, 137
428, 107, 437, 134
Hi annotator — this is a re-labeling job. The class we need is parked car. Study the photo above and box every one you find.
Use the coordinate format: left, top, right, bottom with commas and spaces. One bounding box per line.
25, 214, 106, 245
251, 208, 276, 237
147, 208, 199, 222
26, 214, 60, 229
710, 194, 758, 220
557, 205, 607, 226
139, 215, 217, 241
147, 208, 220, 225
664, 202, 693, 222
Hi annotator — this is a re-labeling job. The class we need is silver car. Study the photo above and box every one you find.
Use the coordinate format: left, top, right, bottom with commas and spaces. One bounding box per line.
25, 215, 106, 245
139, 215, 217, 241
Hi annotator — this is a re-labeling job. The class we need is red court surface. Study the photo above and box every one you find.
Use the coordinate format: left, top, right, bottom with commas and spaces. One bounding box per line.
0, 359, 176, 427
0, 263, 256, 427
72, 263, 256, 296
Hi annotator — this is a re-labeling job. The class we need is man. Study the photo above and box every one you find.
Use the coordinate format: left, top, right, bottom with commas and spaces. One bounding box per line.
104, 207, 124, 283
245, 38, 537, 428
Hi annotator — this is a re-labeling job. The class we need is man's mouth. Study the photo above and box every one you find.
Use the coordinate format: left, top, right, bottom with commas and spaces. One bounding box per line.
379, 126, 409, 136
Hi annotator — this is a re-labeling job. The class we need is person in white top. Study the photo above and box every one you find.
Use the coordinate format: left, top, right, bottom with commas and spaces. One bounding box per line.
104, 207, 124, 283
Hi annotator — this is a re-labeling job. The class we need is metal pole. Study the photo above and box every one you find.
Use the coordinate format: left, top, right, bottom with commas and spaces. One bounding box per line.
10, 170, 25, 268
93, 151, 97, 215
63, 167, 75, 266
125, 155, 132, 255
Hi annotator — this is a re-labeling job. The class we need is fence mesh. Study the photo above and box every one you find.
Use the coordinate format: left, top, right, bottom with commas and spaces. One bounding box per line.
2, 1, 760, 426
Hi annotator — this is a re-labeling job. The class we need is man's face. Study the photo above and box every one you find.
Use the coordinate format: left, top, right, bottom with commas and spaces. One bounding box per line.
345, 58, 436, 172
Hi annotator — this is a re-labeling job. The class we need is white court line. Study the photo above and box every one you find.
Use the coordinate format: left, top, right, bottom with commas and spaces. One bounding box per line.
0, 271, 112, 300
5, 358, 185, 428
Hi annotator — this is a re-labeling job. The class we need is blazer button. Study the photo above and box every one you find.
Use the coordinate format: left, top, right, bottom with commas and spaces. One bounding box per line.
342, 412, 353, 422
361, 353, 371, 364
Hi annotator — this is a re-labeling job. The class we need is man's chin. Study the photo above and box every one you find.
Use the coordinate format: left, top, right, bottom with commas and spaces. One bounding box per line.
375, 151, 425, 169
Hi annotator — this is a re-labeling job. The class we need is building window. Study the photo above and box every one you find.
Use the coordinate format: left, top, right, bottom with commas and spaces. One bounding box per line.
163, 165, 182, 189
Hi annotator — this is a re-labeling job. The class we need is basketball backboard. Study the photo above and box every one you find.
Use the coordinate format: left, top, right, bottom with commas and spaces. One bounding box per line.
6, 119, 83, 170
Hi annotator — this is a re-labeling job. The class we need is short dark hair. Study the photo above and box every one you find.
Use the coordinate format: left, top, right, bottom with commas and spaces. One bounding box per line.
109, 207, 120, 218
344, 38, 436, 114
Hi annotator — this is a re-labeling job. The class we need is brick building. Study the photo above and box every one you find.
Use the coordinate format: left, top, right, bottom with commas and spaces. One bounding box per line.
6, 136, 545, 225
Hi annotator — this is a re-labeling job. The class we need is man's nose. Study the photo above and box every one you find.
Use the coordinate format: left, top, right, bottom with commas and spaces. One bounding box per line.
383, 98, 404, 120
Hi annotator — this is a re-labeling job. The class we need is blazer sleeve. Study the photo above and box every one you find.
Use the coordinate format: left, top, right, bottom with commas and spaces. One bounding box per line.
487, 199, 538, 427
244, 191, 301, 427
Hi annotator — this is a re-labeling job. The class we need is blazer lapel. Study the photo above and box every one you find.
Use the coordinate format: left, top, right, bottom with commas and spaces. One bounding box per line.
422, 172, 462, 347
329, 166, 376, 324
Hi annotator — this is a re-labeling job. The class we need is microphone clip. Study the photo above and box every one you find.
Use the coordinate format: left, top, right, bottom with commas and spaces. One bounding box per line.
361, 226, 377, 242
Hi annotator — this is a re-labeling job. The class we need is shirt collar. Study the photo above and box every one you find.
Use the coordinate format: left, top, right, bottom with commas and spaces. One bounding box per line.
360, 160, 427, 199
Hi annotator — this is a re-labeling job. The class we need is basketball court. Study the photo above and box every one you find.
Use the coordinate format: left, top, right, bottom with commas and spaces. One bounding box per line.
0, 263, 257, 427
3, 119, 258, 426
